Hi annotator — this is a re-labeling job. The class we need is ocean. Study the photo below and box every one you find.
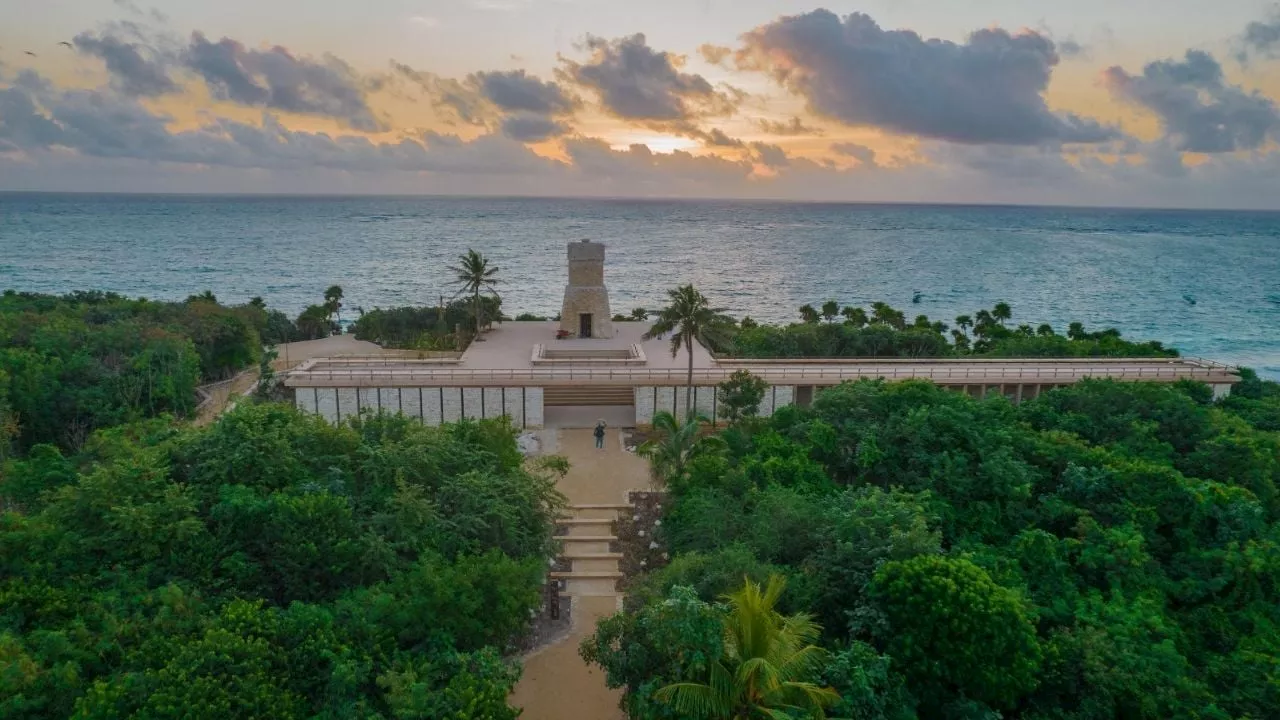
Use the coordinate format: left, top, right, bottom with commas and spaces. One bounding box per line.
2, 193, 1279, 376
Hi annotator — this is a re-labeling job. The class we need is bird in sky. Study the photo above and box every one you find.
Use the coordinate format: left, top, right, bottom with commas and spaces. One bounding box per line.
24, 50, 37, 57
58, 41, 73, 48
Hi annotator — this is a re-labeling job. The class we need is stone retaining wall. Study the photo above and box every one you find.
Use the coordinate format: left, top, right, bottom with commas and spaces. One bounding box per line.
633, 385, 795, 425
296, 386, 544, 428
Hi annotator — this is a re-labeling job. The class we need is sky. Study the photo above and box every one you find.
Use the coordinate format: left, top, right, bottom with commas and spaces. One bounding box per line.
2, 0, 1280, 207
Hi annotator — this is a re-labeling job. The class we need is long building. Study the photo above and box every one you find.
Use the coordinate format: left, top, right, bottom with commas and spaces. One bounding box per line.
284, 321, 1239, 429
285, 240, 1240, 428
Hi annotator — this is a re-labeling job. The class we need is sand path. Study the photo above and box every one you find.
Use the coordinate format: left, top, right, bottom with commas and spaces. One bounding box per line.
509, 428, 653, 719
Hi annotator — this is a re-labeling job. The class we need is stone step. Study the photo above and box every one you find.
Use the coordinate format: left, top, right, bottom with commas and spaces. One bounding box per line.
561, 551, 623, 560
565, 506, 628, 520
551, 571, 624, 580
543, 386, 635, 406
557, 517, 614, 526
568, 503, 633, 510
561, 577, 620, 597
572, 557, 621, 573
557, 539, 613, 555
562, 521, 614, 537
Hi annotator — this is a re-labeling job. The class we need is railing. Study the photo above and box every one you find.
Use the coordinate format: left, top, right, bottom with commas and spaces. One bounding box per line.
285, 360, 1239, 388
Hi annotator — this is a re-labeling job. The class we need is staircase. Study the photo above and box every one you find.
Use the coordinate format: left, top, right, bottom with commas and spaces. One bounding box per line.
543, 386, 635, 407
552, 503, 630, 597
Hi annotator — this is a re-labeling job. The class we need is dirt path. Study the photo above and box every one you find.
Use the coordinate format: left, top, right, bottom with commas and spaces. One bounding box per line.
509, 428, 653, 720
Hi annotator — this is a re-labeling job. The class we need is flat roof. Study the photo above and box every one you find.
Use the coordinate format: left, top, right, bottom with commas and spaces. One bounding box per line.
284, 322, 1238, 388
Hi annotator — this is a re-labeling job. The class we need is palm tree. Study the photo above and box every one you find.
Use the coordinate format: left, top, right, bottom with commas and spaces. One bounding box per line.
645, 285, 735, 391
324, 285, 344, 328
992, 302, 1012, 325
1036, 323, 1055, 337
841, 306, 867, 327
630, 307, 649, 321
655, 575, 839, 720
973, 309, 995, 337
871, 302, 905, 330
954, 314, 972, 334
798, 304, 820, 325
449, 249, 500, 340
637, 410, 723, 481
820, 300, 839, 324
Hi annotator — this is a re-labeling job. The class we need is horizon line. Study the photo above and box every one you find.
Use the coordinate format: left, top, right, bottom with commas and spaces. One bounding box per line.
3, 189, 1280, 214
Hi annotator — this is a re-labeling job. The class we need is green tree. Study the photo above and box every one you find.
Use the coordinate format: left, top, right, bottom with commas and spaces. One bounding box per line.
821, 300, 840, 324
842, 306, 868, 328
450, 249, 501, 338
323, 285, 344, 328
295, 304, 331, 340
870, 555, 1041, 711
717, 370, 769, 425
655, 575, 840, 719
799, 304, 820, 325
639, 411, 723, 483
645, 285, 735, 391
992, 301, 1012, 325
631, 307, 650, 321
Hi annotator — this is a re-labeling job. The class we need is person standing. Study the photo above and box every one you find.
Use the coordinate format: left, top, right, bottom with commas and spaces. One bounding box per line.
594, 420, 606, 450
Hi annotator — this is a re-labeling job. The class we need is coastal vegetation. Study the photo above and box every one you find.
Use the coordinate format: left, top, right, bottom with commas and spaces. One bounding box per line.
351, 297, 500, 350
722, 300, 1175, 359
0, 290, 267, 453
0, 406, 564, 718
645, 285, 736, 389
584, 375, 1280, 719
451, 249, 502, 342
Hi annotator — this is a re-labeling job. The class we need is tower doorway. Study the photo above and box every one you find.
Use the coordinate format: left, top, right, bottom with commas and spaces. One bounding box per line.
579, 313, 593, 338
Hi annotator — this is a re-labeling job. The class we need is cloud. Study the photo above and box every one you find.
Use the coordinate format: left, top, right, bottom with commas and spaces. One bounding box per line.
1241, 10, 1280, 60
1057, 39, 1087, 58
0, 75, 558, 175
73, 31, 177, 97
690, 127, 744, 147
394, 65, 575, 141
500, 112, 570, 141
750, 141, 789, 168
757, 116, 822, 136
735, 9, 1119, 146
563, 136, 754, 186
698, 43, 732, 66
409, 16, 440, 28
560, 34, 741, 126
394, 63, 488, 125
184, 32, 386, 131
471, 69, 577, 114
830, 142, 876, 165
1103, 50, 1280, 152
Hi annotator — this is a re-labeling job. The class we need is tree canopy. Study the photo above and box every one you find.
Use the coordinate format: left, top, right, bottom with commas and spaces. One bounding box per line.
585, 375, 1280, 719
0, 405, 563, 718
0, 290, 271, 453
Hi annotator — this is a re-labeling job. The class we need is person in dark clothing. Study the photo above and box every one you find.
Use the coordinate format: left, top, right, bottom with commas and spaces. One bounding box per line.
594, 421, 606, 449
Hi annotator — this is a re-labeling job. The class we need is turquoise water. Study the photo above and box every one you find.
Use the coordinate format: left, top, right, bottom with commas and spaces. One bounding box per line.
3, 193, 1279, 375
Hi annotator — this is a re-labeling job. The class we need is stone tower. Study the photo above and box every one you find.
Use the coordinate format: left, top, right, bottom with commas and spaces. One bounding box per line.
560, 240, 614, 339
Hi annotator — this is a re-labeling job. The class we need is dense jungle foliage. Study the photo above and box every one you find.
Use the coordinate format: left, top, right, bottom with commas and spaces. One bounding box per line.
585, 373, 1280, 719
720, 301, 1176, 359
0, 405, 563, 718
0, 291, 272, 454
352, 297, 502, 350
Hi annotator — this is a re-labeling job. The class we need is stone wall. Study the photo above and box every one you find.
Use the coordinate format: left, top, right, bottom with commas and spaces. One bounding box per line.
559, 240, 614, 338
295, 386, 544, 428
633, 385, 795, 425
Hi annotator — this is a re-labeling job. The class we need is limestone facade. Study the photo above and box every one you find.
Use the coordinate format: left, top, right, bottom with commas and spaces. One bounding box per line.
560, 240, 614, 339
632, 385, 795, 425
295, 386, 544, 428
